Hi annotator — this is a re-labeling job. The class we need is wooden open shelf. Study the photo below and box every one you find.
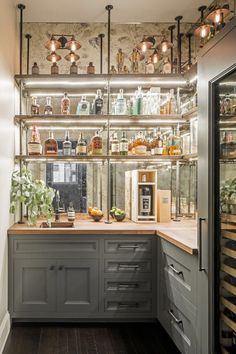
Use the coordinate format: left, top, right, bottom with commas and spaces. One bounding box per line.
222, 247, 236, 260
222, 230, 236, 241
222, 280, 236, 296
222, 313, 236, 332
222, 264, 236, 278
221, 296, 236, 315
221, 214, 236, 224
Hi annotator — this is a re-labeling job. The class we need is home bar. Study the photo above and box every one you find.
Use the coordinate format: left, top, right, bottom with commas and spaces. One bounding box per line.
1, 1, 236, 353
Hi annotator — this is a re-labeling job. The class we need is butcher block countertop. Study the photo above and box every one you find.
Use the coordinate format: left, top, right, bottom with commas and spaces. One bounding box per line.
8, 218, 197, 255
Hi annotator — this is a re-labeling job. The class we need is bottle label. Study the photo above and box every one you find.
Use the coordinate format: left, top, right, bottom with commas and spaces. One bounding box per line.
63, 148, 71, 156
67, 211, 75, 220
151, 147, 163, 155
28, 143, 42, 155
140, 196, 151, 213
95, 99, 103, 114
111, 143, 120, 153
135, 145, 147, 155
120, 142, 128, 152
76, 146, 87, 154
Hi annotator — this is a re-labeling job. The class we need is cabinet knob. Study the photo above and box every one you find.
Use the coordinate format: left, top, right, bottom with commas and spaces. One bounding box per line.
49, 265, 55, 271
58, 265, 64, 271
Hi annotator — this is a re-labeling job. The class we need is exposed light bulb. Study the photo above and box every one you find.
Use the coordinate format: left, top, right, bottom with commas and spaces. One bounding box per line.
161, 42, 168, 53
141, 42, 147, 52
215, 12, 221, 23
51, 42, 56, 52
52, 54, 56, 63
200, 26, 207, 38
153, 53, 158, 64
71, 42, 76, 52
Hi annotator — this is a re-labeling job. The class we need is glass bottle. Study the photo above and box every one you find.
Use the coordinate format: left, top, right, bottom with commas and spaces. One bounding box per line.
28, 126, 42, 155
70, 62, 78, 75
91, 131, 103, 155
139, 185, 152, 216
162, 57, 172, 74
115, 89, 127, 115
51, 62, 59, 75
87, 62, 95, 74
76, 132, 87, 156
169, 89, 177, 115
76, 96, 90, 115
134, 87, 143, 115
63, 131, 72, 156
44, 131, 58, 155
31, 97, 40, 115
95, 89, 103, 115
61, 93, 70, 115
145, 57, 155, 74
120, 131, 128, 156
224, 94, 232, 115
44, 97, 53, 115
111, 132, 120, 155
134, 131, 147, 155
67, 202, 75, 221
169, 126, 182, 156
162, 135, 169, 155
32, 62, 39, 75
151, 129, 163, 155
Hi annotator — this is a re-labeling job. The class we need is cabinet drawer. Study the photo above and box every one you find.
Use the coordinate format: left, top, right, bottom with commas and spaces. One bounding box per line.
159, 239, 197, 303
13, 238, 99, 257
104, 278, 152, 293
104, 239, 152, 255
104, 259, 152, 274
159, 289, 196, 354
104, 296, 152, 314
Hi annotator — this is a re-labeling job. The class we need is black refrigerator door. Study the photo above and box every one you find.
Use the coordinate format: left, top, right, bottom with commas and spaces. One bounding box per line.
215, 70, 236, 354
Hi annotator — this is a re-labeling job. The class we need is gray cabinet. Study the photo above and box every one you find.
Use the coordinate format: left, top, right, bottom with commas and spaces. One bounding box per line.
57, 259, 98, 314
157, 237, 198, 354
13, 258, 56, 313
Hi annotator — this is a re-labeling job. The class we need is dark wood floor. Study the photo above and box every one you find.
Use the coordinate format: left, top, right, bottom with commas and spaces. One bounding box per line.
3, 323, 180, 354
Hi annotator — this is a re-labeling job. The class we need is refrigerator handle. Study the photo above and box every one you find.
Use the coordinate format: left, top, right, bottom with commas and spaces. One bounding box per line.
198, 217, 206, 272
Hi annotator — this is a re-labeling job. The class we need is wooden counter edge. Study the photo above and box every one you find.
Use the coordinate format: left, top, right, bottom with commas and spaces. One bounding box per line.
156, 230, 198, 255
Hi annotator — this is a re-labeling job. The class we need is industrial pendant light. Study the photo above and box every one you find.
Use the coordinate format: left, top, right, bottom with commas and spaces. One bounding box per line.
46, 51, 61, 63
65, 51, 80, 63
157, 39, 173, 53
45, 35, 61, 51
206, 4, 230, 25
137, 36, 156, 52
65, 35, 81, 51
151, 48, 160, 64
194, 5, 213, 38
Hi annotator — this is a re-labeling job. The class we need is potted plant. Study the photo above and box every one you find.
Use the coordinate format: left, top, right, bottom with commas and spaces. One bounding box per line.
220, 178, 236, 215
10, 166, 55, 225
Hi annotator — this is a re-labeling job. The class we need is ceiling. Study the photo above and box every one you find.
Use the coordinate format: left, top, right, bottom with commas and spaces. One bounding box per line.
15, 0, 213, 23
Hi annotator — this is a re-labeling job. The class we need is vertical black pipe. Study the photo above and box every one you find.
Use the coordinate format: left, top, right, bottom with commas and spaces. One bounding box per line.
186, 33, 193, 69
198, 5, 207, 22
18, 4, 26, 75
168, 25, 175, 73
25, 34, 32, 75
105, 5, 113, 74
175, 16, 183, 74
179, 33, 184, 74
98, 33, 105, 74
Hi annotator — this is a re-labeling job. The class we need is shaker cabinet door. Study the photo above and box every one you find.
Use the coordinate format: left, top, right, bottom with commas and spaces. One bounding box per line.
57, 259, 99, 314
13, 259, 57, 313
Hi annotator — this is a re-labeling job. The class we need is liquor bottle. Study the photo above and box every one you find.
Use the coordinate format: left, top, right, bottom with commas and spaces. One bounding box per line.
115, 89, 127, 115
51, 62, 59, 75
44, 131, 58, 155
76, 96, 90, 115
44, 96, 53, 115
151, 129, 163, 155
32, 62, 39, 75
87, 62, 95, 74
28, 126, 42, 155
91, 131, 103, 155
224, 94, 232, 115
145, 57, 155, 74
120, 132, 128, 156
111, 132, 120, 155
139, 185, 152, 216
63, 131, 72, 156
169, 126, 182, 156
94, 89, 103, 115
67, 202, 75, 221
134, 131, 147, 155
61, 93, 70, 115
162, 57, 171, 74
76, 132, 87, 155
169, 89, 177, 115
31, 97, 40, 115
162, 135, 169, 155
134, 87, 143, 115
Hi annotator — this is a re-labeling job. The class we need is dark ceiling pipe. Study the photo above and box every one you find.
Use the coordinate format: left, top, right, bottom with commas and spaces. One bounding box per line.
168, 25, 175, 73
105, 5, 113, 74
175, 15, 183, 74
25, 34, 32, 75
18, 4, 26, 75
186, 32, 193, 69
98, 33, 105, 74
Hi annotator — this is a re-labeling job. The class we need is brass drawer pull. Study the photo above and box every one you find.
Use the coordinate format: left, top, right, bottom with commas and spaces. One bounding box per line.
58, 265, 64, 271
118, 302, 139, 308
168, 309, 183, 325
118, 264, 140, 270
118, 244, 139, 250
118, 283, 139, 289
168, 264, 183, 277
49, 265, 55, 271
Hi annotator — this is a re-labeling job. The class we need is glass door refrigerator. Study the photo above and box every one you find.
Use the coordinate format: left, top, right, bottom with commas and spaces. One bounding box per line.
215, 71, 236, 354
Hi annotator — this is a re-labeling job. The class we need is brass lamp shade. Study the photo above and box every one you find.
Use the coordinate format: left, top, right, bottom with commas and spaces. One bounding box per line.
65, 36, 81, 51
46, 51, 62, 62
137, 36, 156, 52
206, 6, 230, 23
194, 23, 212, 38
65, 51, 80, 62
45, 36, 61, 51
157, 39, 173, 53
